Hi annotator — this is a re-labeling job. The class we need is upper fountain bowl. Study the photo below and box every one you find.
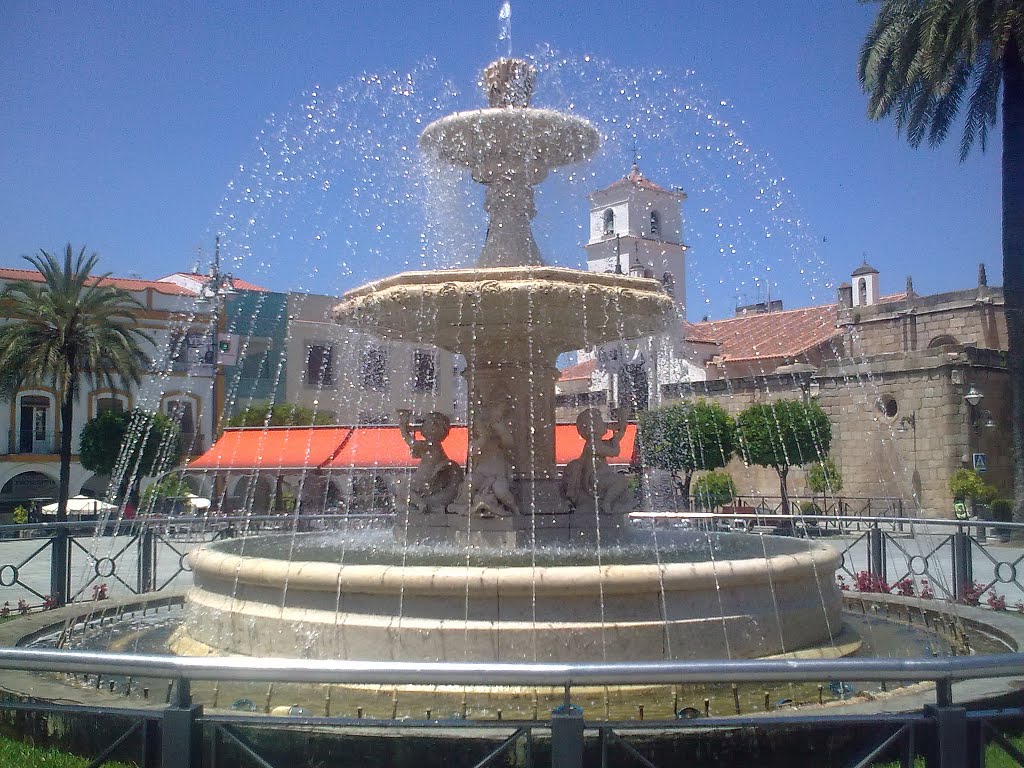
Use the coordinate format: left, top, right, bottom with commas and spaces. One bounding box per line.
420, 57, 598, 185
420, 107, 599, 183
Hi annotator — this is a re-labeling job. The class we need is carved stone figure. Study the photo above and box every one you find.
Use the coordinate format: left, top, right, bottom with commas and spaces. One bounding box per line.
397, 410, 464, 514
561, 408, 636, 514
469, 401, 519, 518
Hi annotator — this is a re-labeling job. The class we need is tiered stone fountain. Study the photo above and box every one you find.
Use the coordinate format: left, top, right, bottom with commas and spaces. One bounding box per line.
176, 59, 843, 664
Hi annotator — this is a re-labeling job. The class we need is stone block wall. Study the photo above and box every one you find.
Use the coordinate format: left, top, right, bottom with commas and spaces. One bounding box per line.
842, 287, 1005, 358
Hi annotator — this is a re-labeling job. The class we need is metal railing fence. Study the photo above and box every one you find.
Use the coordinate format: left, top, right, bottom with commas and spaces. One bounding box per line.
3, 512, 1024, 610
1, 648, 1024, 767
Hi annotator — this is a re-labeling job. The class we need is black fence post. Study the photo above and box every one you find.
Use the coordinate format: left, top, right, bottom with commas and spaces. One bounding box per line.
952, 527, 973, 601
139, 527, 156, 593
162, 678, 202, 768
868, 524, 886, 585
50, 527, 69, 606
551, 690, 584, 768
924, 679, 979, 768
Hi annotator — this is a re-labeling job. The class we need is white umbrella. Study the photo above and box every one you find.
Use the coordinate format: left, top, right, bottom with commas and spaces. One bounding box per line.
184, 493, 211, 511
40, 495, 118, 515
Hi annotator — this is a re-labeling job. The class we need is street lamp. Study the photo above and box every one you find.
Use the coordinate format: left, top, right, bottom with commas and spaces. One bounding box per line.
195, 236, 236, 514
897, 412, 920, 508
896, 412, 916, 434
964, 384, 983, 407
962, 384, 997, 431
195, 236, 236, 440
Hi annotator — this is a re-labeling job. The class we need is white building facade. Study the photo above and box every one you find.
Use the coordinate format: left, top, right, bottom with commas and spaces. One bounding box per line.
0, 268, 215, 512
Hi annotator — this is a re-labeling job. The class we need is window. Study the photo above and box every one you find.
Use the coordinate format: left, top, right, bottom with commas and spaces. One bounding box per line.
928, 334, 958, 349
412, 350, 437, 392
97, 397, 125, 415
650, 210, 661, 237
876, 394, 898, 419
18, 395, 51, 454
603, 209, 615, 235
306, 344, 335, 387
166, 400, 196, 435
858, 278, 868, 305
360, 347, 387, 390
357, 411, 391, 425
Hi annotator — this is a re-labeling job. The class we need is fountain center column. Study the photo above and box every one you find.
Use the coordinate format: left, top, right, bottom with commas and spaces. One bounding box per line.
478, 167, 546, 268
465, 346, 560, 487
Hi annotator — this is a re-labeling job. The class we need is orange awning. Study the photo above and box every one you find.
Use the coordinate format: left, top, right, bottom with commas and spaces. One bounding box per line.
188, 423, 637, 473
324, 426, 470, 469
554, 423, 637, 465
188, 426, 354, 471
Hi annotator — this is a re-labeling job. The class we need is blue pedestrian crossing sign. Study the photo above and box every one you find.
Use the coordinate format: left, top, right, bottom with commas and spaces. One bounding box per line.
973, 453, 988, 472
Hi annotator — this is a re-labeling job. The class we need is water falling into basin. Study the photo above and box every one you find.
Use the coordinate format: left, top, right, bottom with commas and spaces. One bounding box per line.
173, 58, 846, 667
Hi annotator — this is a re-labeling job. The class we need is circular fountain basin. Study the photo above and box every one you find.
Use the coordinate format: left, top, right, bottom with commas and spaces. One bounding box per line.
173, 530, 844, 662
420, 107, 599, 177
333, 266, 676, 353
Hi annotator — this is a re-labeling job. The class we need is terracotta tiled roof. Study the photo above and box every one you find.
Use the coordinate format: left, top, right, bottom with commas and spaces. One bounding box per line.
0, 267, 196, 296
680, 322, 721, 346
558, 357, 598, 382
188, 424, 636, 471
685, 293, 907, 365
690, 304, 842, 364
591, 165, 685, 199
160, 272, 270, 292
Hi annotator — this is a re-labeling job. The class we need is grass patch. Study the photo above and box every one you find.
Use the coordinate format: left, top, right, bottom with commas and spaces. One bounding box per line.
0, 733, 134, 768
873, 733, 1024, 767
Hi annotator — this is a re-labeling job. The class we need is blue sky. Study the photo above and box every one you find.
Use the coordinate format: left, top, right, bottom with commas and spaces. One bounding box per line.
0, 1, 1001, 320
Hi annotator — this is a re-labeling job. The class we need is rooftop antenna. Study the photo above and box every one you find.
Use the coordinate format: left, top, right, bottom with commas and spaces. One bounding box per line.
212, 234, 221, 276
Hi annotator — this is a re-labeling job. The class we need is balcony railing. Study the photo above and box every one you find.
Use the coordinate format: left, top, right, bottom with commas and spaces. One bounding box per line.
5, 429, 56, 455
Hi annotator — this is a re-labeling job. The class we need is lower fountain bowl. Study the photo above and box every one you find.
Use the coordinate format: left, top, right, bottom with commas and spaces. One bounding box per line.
173, 531, 844, 662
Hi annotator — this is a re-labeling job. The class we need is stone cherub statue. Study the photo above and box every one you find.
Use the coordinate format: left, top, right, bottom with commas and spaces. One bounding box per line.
561, 407, 636, 514
468, 399, 519, 518
397, 410, 464, 514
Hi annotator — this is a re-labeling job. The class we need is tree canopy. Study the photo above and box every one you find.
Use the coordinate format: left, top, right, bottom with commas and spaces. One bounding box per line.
225, 402, 335, 428
80, 408, 181, 485
736, 399, 832, 513
637, 399, 737, 506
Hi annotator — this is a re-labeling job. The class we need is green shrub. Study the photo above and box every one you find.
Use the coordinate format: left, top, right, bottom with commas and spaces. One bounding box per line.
948, 469, 996, 503
692, 470, 736, 509
990, 498, 1013, 523
11, 505, 28, 524
807, 457, 843, 495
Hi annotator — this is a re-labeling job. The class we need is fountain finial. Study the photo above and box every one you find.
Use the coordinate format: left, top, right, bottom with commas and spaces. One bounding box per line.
482, 58, 536, 108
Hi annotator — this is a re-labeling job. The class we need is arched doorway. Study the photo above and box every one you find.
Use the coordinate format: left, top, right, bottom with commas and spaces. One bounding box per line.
0, 470, 57, 514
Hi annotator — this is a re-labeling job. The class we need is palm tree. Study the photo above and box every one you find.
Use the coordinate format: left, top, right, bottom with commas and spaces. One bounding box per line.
859, 1, 1024, 519
0, 245, 151, 603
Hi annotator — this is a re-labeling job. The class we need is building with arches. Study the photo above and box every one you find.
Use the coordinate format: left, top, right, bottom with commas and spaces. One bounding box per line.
0, 266, 223, 516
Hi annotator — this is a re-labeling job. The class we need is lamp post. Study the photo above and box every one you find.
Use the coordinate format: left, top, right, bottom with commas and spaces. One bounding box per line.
897, 412, 920, 516
961, 383, 996, 503
196, 237, 235, 510
963, 384, 997, 439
